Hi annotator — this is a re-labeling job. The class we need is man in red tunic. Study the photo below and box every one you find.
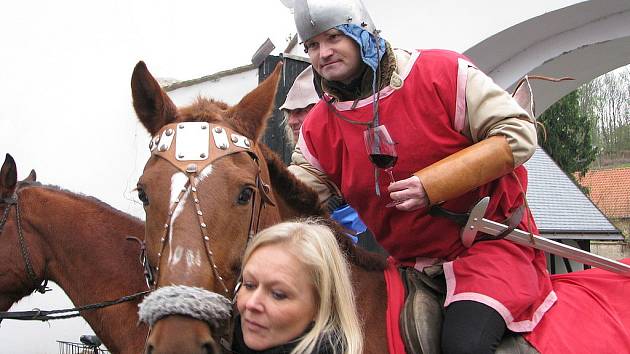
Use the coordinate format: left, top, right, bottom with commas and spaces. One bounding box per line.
288, 1, 556, 353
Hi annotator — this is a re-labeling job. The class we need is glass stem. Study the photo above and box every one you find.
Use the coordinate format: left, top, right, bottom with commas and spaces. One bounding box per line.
386, 169, 395, 184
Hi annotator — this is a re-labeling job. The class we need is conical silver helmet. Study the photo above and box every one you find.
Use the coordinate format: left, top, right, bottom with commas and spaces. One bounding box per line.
293, 0, 376, 42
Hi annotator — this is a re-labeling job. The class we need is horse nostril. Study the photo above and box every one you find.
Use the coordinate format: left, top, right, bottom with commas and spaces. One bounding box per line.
145, 344, 154, 354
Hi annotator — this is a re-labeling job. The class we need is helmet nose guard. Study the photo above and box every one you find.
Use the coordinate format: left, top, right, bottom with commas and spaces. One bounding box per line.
293, 0, 376, 42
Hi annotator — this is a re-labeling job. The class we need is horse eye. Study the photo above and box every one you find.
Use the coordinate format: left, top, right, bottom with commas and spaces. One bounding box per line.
137, 188, 149, 206
237, 187, 254, 205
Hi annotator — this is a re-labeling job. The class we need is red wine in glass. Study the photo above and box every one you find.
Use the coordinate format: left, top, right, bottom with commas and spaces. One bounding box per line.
364, 125, 401, 207
369, 154, 398, 170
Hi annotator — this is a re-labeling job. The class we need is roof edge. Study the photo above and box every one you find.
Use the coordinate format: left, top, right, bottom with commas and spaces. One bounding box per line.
163, 63, 257, 92
280, 52, 310, 63
540, 230, 624, 241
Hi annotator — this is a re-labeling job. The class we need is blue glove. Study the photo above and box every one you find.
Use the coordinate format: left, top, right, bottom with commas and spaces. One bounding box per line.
331, 204, 367, 244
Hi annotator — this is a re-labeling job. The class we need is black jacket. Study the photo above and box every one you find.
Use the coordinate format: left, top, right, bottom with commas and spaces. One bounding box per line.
231, 318, 338, 354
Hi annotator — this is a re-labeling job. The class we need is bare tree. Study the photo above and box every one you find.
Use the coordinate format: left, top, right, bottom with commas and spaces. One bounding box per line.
578, 65, 630, 166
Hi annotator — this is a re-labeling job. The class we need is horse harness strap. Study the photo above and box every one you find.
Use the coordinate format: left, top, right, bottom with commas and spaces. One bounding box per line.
126, 236, 155, 288
0, 290, 151, 322
0, 193, 20, 234
0, 191, 50, 294
149, 122, 274, 295
150, 122, 255, 172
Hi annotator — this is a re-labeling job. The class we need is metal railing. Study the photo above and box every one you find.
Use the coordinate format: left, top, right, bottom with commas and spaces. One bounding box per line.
57, 340, 110, 354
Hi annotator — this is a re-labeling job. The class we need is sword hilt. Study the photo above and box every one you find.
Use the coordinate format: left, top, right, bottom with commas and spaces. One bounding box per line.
461, 197, 490, 247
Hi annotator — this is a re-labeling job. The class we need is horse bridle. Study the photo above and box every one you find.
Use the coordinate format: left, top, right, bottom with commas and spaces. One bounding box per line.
0, 188, 50, 294
145, 121, 275, 295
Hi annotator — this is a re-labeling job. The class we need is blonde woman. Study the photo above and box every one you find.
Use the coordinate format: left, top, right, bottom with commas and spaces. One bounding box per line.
233, 219, 363, 354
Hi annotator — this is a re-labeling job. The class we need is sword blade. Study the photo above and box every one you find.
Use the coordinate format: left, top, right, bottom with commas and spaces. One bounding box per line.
476, 218, 630, 275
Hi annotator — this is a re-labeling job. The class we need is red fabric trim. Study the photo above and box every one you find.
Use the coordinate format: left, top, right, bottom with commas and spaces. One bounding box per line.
384, 257, 408, 354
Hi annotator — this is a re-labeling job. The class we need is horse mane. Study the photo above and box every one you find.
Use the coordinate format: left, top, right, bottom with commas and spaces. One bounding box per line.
17, 181, 144, 224
259, 144, 386, 271
176, 97, 229, 124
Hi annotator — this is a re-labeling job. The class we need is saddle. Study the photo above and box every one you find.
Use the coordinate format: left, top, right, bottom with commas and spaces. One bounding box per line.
398, 266, 540, 354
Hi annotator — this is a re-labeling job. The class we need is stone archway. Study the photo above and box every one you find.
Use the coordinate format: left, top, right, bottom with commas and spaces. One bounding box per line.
465, 0, 630, 116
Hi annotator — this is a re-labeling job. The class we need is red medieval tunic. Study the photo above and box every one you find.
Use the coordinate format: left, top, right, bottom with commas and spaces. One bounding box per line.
297, 49, 556, 333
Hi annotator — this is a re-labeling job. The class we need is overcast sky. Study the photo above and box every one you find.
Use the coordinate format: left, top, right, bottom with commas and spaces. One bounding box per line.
1, 0, 578, 83
0, 1, 582, 352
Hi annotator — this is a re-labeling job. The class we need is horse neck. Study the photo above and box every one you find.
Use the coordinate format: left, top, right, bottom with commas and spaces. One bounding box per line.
349, 264, 389, 353
20, 186, 147, 354
272, 189, 304, 220
259, 144, 324, 220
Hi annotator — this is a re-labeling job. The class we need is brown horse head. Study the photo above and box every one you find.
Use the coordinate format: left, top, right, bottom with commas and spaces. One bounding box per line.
132, 61, 283, 354
0, 155, 49, 310
0, 154, 38, 311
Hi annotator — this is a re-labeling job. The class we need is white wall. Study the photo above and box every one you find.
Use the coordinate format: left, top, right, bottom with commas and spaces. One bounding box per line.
168, 68, 260, 107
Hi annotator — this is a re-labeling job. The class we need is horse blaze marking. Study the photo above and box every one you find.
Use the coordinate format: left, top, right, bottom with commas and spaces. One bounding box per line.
186, 249, 202, 268
168, 171, 189, 261
169, 247, 201, 269
167, 166, 213, 267
170, 247, 183, 266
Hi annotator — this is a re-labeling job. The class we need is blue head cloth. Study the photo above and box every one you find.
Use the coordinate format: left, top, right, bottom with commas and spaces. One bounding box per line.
336, 24, 386, 73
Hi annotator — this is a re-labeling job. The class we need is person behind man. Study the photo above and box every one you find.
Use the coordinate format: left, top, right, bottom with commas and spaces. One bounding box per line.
233, 219, 363, 354
280, 66, 319, 146
288, 1, 553, 353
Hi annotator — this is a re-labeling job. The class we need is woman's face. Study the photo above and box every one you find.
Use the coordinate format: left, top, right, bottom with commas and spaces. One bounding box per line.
237, 244, 317, 350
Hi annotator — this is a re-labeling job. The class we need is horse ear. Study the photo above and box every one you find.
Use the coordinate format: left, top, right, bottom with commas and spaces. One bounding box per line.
0, 154, 18, 198
24, 169, 37, 183
131, 61, 178, 135
228, 62, 283, 140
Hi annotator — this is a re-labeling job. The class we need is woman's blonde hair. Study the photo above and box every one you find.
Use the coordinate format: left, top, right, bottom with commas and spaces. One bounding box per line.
240, 218, 363, 354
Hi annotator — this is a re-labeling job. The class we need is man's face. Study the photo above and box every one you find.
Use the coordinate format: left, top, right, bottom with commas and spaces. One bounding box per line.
287, 105, 313, 142
304, 28, 363, 84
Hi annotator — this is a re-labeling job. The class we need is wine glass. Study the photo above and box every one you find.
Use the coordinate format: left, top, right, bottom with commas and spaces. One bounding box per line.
364, 125, 401, 207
